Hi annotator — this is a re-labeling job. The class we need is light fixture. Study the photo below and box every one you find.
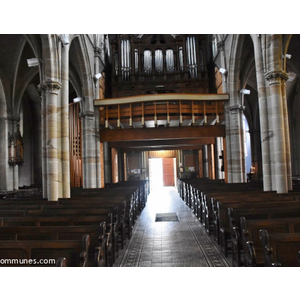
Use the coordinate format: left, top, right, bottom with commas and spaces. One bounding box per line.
94, 73, 102, 80
240, 89, 251, 95
27, 58, 40, 67
219, 68, 227, 75
284, 54, 292, 59
73, 97, 82, 103
60, 34, 69, 46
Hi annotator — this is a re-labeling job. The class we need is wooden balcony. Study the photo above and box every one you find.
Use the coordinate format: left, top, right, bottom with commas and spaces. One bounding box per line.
94, 93, 229, 130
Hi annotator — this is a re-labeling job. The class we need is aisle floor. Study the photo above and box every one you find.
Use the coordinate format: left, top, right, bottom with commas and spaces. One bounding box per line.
114, 187, 231, 267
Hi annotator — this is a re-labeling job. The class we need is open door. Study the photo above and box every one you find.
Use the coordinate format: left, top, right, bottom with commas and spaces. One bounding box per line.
162, 158, 174, 186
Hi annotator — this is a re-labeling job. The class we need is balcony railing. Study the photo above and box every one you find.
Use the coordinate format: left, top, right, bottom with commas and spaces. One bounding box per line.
94, 93, 229, 129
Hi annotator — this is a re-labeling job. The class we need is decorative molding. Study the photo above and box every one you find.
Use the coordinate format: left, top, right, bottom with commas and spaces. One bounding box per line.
38, 80, 62, 95
217, 41, 225, 51
264, 71, 289, 84
229, 105, 245, 112
80, 111, 95, 119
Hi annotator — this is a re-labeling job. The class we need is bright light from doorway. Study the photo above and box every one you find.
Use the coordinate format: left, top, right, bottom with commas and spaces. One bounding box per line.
149, 158, 163, 190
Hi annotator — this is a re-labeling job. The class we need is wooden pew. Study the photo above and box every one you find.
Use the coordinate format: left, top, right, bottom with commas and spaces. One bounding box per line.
0, 224, 107, 267
58, 197, 130, 247
0, 214, 115, 266
240, 217, 300, 267
0, 234, 90, 267
259, 229, 300, 267
215, 196, 300, 256
228, 205, 300, 266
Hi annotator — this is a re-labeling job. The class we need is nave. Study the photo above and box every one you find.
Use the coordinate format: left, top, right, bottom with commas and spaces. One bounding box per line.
114, 187, 230, 267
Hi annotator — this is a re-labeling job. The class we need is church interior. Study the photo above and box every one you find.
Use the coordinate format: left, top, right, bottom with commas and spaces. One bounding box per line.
0, 30, 299, 296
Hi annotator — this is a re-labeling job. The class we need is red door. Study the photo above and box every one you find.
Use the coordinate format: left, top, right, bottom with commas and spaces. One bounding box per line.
162, 158, 174, 186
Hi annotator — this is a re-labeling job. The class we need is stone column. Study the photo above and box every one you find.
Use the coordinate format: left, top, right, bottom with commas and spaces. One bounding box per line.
61, 42, 71, 198
103, 141, 112, 185
39, 80, 61, 201
215, 137, 224, 179
81, 111, 97, 188
281, 79, 292, 190
252, 35, 272, 191
227, 105, 246, 183
0, 116, 8, 190
265, 71, 289, 193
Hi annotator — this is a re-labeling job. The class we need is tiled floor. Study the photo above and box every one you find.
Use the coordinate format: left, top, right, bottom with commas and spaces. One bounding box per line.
114, 186, 230, 267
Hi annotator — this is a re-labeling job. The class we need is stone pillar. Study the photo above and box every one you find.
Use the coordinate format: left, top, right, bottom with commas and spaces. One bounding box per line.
215, 137, 224, 179
61, 42, 71, 198
0, 116, 8, 190
252, 35, 272, 190
81, 111, 98, 188
39, 89, 47, 198
39, 80, 61, 201
227, 105, 246, 183
281, 79, 292, 190
265, 71, 289, 193
104, 141, 112, 184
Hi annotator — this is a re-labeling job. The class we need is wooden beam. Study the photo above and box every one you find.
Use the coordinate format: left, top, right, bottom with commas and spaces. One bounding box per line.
94, 93, 229, 106
110, 138, 215, 149
121, 145, 204, 151
100, 125, 225, 142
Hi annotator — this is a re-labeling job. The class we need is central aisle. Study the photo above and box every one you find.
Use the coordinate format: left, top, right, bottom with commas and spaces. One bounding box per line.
114, 186, 230, 267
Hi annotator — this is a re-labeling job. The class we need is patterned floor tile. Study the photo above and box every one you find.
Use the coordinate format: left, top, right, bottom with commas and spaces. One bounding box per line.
114, 187, 230, 267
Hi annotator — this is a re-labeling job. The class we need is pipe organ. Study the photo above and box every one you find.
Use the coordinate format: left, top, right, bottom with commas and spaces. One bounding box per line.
109, 34, 211, 97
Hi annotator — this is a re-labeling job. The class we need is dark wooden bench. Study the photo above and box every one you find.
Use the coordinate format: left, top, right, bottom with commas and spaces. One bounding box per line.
0, 214, 115, 266
227, 205, 300, 266
259, 229, 300, 267
0, 224, 107, 267
0, 234, 90, 267
240, 217, 300, 266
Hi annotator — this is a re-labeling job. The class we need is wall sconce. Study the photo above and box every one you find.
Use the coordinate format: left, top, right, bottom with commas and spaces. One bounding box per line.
94, 73, 102, 80
240, 88, 251, 109
60, 34, 69, 46
219, 68, 227, 75
283, 54, 292, 59
240, 89, 251, 95
27, 58, 41, 68
73, 97, 83, 103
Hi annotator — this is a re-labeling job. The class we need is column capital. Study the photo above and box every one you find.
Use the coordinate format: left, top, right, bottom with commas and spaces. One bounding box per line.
38, 80, 62, 95
264, 71, 289, 84
80, 111, 95, 119
217, 41, 225, 51
229, 105, 245, 113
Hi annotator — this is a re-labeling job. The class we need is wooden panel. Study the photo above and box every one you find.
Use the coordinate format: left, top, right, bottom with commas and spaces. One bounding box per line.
162, 158, 174, 186
69, 103, 82, 188
111, 148, 118, 183
148, 150, 177, 158
100, 125, 225, 142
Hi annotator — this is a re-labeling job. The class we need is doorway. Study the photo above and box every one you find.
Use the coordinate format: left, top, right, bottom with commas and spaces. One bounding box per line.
149, 157, 176, 190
